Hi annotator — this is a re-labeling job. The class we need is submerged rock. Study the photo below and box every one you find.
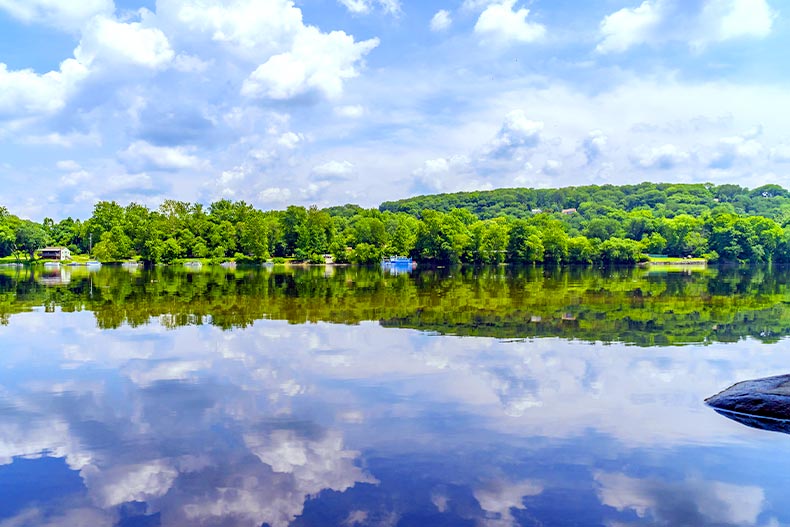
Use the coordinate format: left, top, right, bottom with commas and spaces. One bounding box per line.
706, 374, 790, 434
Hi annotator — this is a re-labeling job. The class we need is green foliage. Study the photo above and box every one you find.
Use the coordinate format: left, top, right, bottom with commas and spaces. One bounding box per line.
567, 236, 594, 264
5, 182, 790, 267
6, 265, 790, 347
16, 220, 48, 260
351, 242, 381, 264
597, 237, 645, 264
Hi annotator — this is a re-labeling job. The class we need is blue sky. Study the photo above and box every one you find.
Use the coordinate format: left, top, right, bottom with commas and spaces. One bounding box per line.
0, 0, 787, 220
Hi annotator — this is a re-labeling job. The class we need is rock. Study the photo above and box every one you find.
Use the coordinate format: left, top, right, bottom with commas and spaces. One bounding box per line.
706, 374, 790, 434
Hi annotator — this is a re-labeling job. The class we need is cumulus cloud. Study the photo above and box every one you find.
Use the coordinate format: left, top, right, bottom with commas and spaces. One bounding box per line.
0, 60, 88, 119
474, 480, 543, 526
0, 0, 113, 32
597, 0, 777, 53
430, 10, 452, 32
156, 0, 305, 58
75, 16, 175, 69
412, 155, 475, 193
241, 28, 379, 100
474, 0, 545, 45
595, 471, 766, 526
583, 130, 608, 164
313, 160, 355, 179
159, 0, 378, 102
486, 110, 543, 158
119, 141, 207, 172
633, 144, 691, 169
277, 131, 305, 149
259, 186, 293, 204
83, 460, 179, 508
709, 130, 764, 169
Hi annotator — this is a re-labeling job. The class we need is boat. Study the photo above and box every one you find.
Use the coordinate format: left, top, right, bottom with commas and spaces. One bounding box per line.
382, 256, 413, 266
381, 256, 416, 275
87, 260, 101, 267
43, 261, 61, 268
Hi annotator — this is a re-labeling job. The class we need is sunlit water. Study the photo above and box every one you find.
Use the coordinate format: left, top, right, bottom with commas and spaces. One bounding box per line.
1, 265, 789, 526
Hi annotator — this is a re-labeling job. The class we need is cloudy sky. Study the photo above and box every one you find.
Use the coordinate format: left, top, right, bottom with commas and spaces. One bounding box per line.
0, 0, 787, 220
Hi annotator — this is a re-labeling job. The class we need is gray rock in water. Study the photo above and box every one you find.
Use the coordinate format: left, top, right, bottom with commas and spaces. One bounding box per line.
706, 374, 790, 434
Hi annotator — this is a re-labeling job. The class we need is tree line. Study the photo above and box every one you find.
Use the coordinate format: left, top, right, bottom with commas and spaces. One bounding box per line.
2, 182, 790, 265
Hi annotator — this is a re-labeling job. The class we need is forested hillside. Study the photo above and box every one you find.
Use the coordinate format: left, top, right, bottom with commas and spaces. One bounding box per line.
2, 183, 790, 265
380, 182, 790, 220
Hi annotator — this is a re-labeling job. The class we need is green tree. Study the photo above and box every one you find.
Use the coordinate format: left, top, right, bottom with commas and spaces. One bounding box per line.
15, 221, 48, 261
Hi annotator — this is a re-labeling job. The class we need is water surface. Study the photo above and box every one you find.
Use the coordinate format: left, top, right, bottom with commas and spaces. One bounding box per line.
0, 265, 788, 526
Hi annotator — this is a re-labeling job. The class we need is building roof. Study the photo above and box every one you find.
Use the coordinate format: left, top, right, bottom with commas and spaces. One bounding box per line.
39, 247, 69, 251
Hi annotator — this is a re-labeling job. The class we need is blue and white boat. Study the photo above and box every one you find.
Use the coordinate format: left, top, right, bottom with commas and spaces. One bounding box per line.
381, 256, 415, 274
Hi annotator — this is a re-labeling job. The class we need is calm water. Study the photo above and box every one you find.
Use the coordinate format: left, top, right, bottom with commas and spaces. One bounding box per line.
1, 265, 790, 526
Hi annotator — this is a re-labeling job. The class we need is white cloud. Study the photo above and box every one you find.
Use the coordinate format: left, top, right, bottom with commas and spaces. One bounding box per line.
597, 0, 663, 54
259, 187, 293, 204
0, 0, 113, 32
241, 28, 379, 100
335, 105, 365, 118
313, 160, 355, 178
633, 144, 690, 169
709, 132, 763, 169
597, 0, 777, 54
0, 59, 88, 119
474, 480, 543, 526
702, 0, 775, 42
156, 0, 305, 58
119, 141, 206, 171
595, 471, 766, 526
474, 0, 546, 45
486, 109, 543, 156
413, 155, 481, 193
337, 0, 401, 15
83, 460, 178, 508
430, 10, 452, 32
277, 131, 304, 149
75, 16, 175, 69
583, 130, 608, 164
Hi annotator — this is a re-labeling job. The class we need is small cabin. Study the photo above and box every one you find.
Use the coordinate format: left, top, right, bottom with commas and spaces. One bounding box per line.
39, 247, 71, 261
561, 208, 577, 215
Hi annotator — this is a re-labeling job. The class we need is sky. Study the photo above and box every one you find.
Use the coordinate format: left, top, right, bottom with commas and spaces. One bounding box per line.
0, 0, 788, 220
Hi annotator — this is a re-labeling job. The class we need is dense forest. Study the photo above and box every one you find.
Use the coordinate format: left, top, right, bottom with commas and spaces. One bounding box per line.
2, 182, 790, 265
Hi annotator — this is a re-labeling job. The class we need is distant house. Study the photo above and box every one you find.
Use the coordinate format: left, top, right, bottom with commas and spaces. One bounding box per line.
561, 208, 577, 215
39, 247, 71, 260
530, 208, 543, 214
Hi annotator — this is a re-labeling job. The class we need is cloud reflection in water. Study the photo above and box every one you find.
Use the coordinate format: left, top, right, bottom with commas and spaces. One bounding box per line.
0, 310, 790, 525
